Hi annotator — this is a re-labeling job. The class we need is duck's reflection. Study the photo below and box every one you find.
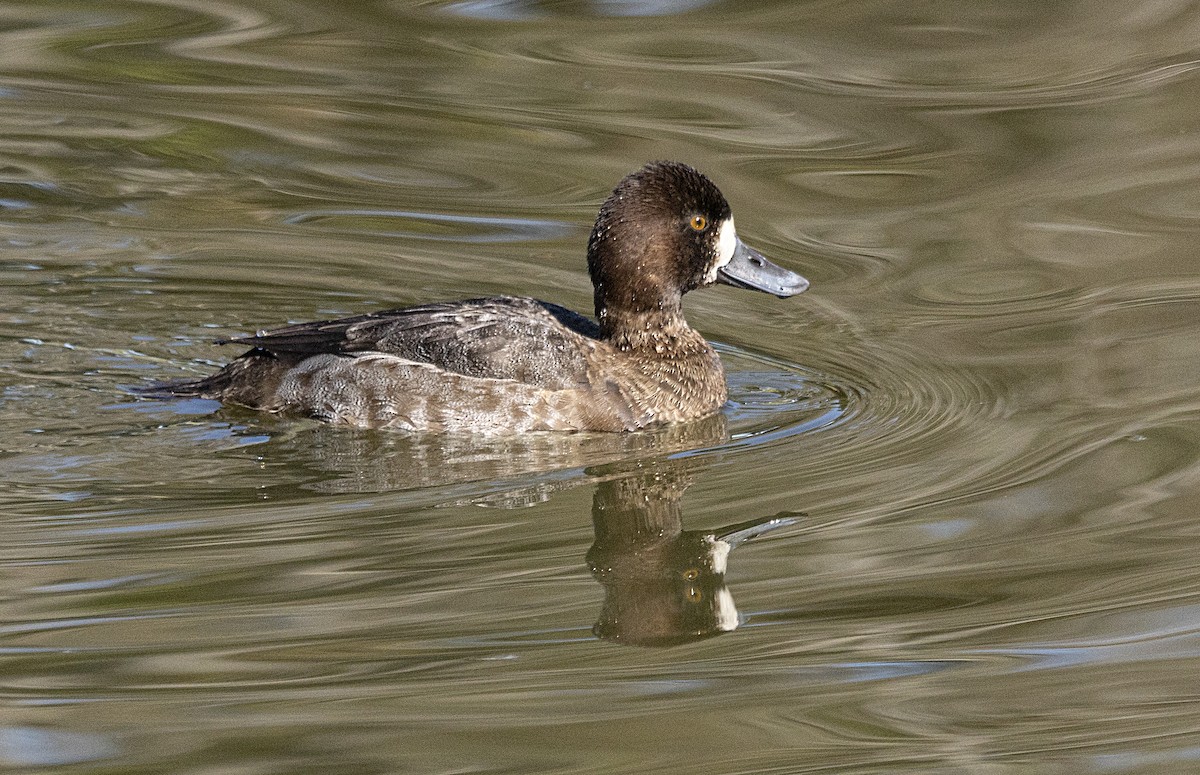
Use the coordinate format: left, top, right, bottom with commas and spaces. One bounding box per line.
189, 406, 796, 646
586, 460, 795, 647
254, 412, 732, 494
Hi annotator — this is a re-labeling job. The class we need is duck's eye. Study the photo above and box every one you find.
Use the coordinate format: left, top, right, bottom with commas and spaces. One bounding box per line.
689, 214, 708, 232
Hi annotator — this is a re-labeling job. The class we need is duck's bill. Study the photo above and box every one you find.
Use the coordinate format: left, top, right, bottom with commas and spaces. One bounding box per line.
717, 239, 809, 298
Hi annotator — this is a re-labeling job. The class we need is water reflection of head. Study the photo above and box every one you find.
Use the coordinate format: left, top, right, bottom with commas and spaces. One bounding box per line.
586, 457, 795, 647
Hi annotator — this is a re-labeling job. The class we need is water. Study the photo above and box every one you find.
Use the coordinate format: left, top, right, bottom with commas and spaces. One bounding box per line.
3, 0, 1200, 772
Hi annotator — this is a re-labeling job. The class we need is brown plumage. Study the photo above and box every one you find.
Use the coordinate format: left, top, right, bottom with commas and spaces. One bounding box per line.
145, 161, 808, 433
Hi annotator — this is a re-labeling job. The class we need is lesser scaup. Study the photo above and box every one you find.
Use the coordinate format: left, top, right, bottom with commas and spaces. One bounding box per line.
151, 161, 808, 432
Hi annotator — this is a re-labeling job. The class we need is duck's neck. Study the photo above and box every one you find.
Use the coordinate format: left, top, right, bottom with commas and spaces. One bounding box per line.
596, 302, 711, 356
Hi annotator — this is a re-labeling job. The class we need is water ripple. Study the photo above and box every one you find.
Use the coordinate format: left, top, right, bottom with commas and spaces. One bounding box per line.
439, 0, 718, 20
284, 208, 571, 243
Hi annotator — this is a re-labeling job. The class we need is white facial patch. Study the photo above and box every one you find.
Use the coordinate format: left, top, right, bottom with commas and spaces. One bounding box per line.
705, 217, 737, 283
717, 218, 737, 268
709, 538, 731, 575
714, 588, 740, 632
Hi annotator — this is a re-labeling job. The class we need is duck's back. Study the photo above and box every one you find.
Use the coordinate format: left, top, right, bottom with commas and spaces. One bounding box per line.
237, 297, 602, 388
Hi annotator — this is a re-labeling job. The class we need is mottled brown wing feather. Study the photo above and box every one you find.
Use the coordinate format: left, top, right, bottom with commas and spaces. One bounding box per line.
224, 297, 601, 390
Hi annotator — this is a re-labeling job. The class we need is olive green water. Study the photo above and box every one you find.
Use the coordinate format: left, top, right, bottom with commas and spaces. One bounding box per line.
4, 1, 1200, 772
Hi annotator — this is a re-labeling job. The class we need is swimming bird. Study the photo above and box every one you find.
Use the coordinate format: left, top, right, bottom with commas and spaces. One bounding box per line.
150, 161, 808, 432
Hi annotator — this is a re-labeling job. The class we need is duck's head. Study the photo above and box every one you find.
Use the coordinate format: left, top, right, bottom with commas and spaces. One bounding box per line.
587, 161, 808, 328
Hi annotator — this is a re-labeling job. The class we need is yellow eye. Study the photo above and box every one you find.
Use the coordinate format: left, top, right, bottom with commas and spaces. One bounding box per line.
689, 214, 708, 231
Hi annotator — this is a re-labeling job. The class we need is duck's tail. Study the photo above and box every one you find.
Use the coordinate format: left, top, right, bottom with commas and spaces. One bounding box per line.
133, 372, 229, 399
133, 348, 287, 406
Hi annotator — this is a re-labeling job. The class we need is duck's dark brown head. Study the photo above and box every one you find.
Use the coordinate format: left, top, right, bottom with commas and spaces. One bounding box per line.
586, 161, 807, 338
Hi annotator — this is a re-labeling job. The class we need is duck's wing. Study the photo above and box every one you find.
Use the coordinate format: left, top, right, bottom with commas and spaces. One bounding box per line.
224, 297, 601, 389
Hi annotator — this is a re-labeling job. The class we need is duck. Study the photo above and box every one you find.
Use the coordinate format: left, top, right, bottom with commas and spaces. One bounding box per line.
149, 161, 809, 433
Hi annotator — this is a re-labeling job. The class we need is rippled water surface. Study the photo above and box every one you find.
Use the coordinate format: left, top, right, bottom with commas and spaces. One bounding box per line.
4, 0, 1200, 772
